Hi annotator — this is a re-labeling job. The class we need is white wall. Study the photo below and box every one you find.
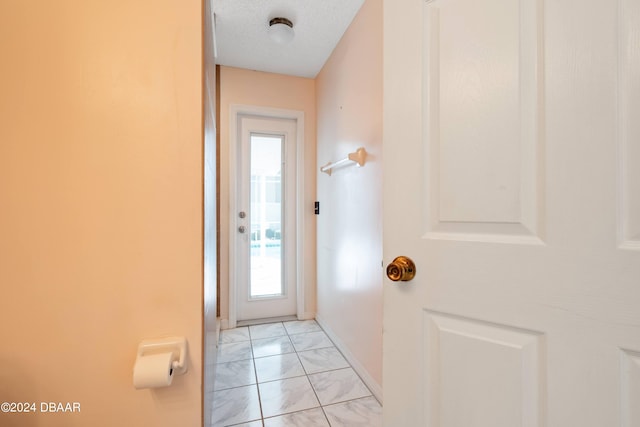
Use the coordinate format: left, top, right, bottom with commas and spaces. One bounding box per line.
315, 0, 383, 398
203, 1, 218, 426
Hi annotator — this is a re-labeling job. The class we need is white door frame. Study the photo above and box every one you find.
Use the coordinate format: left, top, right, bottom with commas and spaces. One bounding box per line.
228, 104, 305, 329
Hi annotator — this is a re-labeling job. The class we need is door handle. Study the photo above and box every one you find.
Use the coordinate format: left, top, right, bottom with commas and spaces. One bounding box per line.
386, 256, 416, 282
238, 225, 246, 233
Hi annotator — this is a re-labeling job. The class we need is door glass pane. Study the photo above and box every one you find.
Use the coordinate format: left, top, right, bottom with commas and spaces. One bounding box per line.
250, 134, 283, 298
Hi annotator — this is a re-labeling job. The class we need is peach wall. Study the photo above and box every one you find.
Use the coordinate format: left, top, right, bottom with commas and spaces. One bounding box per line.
219, 66, 317, 324
315, 0, 383, 397
0, 1, 203, 426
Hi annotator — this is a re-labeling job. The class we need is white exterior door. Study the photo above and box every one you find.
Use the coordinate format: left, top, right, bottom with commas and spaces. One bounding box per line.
235, 115, 298, 321
383, 0, 640, 426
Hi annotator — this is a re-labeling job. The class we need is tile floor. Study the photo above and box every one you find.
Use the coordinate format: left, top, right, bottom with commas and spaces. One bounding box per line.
212, 320, 382, 427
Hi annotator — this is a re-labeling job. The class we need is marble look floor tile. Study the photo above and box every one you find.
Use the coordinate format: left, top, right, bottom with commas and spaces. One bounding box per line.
214, 359, 256, 391
283, 320, 322, 335
297, 347, 349, 374
229, 421, 263, 427
254, 353, 305, 383
263, 408, 329, 427
249, 323, 287, 340
220, 327, 250, 344
217, 341, 253, 364
212, 385, 262, 427
323, 396, 382, 427
258, 376, 320, 418
252, 336, 294, 358
289, 331, 333, 352
308, 368, 371, 405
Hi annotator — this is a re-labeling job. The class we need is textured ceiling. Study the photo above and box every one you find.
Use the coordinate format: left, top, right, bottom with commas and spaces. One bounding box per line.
213, 0, 365, 78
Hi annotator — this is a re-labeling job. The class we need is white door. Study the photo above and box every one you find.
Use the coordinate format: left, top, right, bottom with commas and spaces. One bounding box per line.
383, 0, 640, 426
235, 115, 298, 321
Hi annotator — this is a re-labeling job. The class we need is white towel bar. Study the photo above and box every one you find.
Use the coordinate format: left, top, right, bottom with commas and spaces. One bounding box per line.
320, 147, 367, 176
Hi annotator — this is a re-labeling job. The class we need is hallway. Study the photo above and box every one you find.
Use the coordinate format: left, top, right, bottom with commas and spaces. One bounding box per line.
212, 320, 382, 426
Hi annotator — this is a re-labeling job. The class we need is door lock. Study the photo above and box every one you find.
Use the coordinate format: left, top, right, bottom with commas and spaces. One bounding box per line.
386, 256, 416, 282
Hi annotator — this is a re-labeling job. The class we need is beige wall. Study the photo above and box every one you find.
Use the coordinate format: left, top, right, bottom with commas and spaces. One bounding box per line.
0, 2, 203, 426
315, 0, 383, 397
219, 66, 317, 324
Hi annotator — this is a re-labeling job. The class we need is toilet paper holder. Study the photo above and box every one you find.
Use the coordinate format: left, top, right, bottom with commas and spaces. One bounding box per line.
136, 336, 188, 375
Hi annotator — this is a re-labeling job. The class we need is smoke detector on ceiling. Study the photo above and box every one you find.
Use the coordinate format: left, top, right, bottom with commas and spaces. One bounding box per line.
268, 17, 295, 44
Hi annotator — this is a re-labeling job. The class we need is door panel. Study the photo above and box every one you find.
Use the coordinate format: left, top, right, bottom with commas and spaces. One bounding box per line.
383, 0, 640, 426
619, 0, 640, 248
424, 311, 543, 427
424, 0, 543, 243
622, 349, 640, 426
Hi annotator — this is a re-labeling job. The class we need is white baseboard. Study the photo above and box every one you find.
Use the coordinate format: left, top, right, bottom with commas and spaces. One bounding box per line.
220, 318, 229, 330
237, 315, 298, 327
215, 318, 221, 349
315, 314, 383, 404
299, 311, 316, 321
221, 312, 316, 329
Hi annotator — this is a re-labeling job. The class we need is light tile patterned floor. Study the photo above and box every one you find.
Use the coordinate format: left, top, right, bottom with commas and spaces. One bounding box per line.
212, 320, 382, 427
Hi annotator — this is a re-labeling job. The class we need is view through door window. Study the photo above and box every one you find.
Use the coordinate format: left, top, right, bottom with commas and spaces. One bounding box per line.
250, 134, 284, 298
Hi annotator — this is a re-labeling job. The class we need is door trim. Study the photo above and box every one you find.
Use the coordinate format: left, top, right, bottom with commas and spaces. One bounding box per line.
228, 104, 305, 329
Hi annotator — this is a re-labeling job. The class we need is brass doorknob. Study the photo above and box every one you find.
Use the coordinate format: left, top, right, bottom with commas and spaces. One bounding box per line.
386, 256, 416, 282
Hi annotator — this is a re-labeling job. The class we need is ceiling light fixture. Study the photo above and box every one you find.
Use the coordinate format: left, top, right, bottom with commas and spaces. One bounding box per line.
268, 17, 294, 44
